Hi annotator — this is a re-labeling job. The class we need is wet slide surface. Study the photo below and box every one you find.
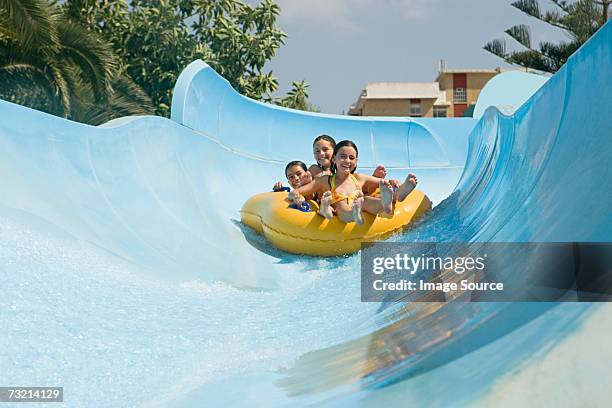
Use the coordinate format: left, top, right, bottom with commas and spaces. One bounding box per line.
0, 22, 610, 407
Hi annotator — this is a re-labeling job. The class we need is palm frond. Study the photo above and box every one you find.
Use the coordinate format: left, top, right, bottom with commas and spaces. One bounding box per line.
56, 18, 116, 103
483, 39, 507, 58
45, 60, 71, 116
107, 73, 154, 117
0, 61, 60, 111
0, 0, 60, 51
506, 49, 554, 72
511, 0, 541, 19
66, 72, 154, 125
505, 24, 532, 49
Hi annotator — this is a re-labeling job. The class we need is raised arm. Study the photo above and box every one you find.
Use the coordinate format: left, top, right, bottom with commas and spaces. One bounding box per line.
308, 164, 322, 177
288, 176, 328, 204
355, 173, 383, 191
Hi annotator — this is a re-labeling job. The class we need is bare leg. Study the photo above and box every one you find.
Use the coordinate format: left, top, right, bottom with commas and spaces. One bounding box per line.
318, 191, 334, 220
351, 191, 364, 225
379, 179, 394, 214
396, 173, 418, 202
334, 201, 354, 223
389, 179, 400, 202
362, 196, 384, 215
334, 192, 364, 224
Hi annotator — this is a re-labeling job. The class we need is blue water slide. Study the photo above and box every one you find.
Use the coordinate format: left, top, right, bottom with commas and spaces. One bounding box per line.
171, 59, 476, 205
268, 22, 612, 397
0, 19, 609, 408
473, 70, 549, 119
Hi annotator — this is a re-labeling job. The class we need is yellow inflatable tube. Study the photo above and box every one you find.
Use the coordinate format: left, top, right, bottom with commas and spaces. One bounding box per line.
240, 190, 432, 256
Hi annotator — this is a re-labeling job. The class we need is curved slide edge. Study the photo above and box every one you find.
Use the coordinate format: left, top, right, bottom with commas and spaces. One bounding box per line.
458, 21, 612, 243
0, 100, 281, 288
273, 21, 612, 393
474, 70, 550, 119
170, 61, 478, 204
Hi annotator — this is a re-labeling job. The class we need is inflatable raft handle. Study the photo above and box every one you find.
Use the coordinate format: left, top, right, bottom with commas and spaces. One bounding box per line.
273, 186, 291, 193
289, 202, 311, 212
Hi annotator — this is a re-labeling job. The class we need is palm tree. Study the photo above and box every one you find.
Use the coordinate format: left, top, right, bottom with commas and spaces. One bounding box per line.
484, 0, 611, 73
69, 74, 154, 125
280, 80, 319, 112
0, 0, 152, 124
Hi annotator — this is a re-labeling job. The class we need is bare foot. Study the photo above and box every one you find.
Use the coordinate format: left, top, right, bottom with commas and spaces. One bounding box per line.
372, 164, 386, 179
396, 173, 418, 201
380, 179, 394, 214
352, 191, 364, 225
318, 191, 334, 220
389, 179, 400, 202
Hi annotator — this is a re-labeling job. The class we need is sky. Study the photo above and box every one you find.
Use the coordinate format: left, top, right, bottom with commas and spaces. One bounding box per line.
246, 0, 565, 114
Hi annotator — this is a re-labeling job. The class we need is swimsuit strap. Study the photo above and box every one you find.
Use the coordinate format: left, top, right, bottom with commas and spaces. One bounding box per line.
329, 174, 362, 207
331, 173, 361, 191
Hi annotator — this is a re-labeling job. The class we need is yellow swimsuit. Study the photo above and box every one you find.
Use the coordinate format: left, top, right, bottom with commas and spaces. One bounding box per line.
330, 174, 362, 207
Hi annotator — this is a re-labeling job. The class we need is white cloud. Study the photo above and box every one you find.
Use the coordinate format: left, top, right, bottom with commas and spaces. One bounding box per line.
391, 0, 433, 20
276, 0, 437, 30
275, 0, 370, 32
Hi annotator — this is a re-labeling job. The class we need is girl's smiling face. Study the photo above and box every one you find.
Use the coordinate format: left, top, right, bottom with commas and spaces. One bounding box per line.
286, 165, 308, 189
333, 146, 358, 175
313, 140, 334, 169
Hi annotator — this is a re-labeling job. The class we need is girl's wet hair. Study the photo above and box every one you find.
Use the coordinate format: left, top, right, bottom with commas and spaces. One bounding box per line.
312, 134, 336, 148
331, 140, 358, 174
285, 160, 307, 176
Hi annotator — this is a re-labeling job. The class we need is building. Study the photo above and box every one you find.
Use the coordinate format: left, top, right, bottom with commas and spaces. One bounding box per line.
348, 65, 502, 118
435, 68, 502, 117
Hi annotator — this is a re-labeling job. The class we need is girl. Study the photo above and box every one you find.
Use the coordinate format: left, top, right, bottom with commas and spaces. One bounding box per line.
309, 134, 387, 179
273, 161, 313, 191
272, 136, 335, 192
308, 134, 335, 177
289, 140, 418, 225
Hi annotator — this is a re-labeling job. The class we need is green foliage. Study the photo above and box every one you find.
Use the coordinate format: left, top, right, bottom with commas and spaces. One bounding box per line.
0, 0, 153, 124
484, 0, 610, 73
62, 0, 316, 117
1, 0, 317, 123
279, 80, 320, 112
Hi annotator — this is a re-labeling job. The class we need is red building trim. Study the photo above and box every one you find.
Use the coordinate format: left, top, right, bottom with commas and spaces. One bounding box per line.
453, 73, 468, 117
453, 73, 467, 89
454, 104, 468, 117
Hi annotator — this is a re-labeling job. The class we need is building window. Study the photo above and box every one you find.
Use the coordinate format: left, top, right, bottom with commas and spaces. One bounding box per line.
433, 106, 447, 118
454, 87, 467, 103
410, 101, 421, 117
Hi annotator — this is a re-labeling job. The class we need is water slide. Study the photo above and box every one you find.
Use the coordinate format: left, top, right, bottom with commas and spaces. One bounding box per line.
0, 20, 610, 407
